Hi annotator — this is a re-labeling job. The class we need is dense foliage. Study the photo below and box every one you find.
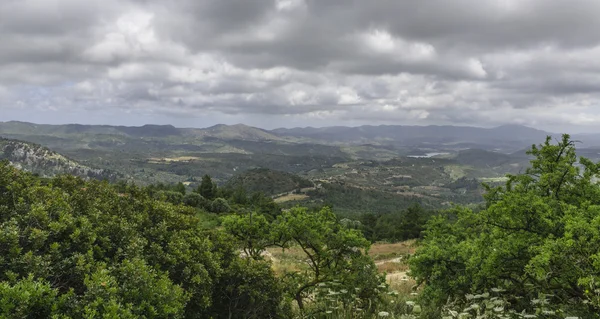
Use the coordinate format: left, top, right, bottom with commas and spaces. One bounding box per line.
360, 204, 433, 242
224, 207, 386, 314
0, 159, 391, 318
410, 135, 600, 318
225, 168, 314, 196
0, 160, 288, 318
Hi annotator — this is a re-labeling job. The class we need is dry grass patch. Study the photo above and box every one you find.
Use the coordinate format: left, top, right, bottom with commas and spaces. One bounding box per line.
369, 240, 417, 261
377, 261, 409, 274
386, 272, 417, 296
274, 194, 309, 203
267, 247, 309, 276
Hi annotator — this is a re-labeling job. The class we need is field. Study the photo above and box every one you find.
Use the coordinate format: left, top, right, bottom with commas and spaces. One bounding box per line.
267, 240, 418, 297
274, 194, 310, 203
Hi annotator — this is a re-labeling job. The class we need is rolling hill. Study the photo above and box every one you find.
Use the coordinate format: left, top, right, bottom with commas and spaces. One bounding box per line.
0, 138, 122, 181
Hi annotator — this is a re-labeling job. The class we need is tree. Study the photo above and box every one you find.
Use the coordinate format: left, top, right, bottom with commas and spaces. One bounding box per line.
210, 258, 289, 319
223, 212, 279, 259
0, 275, 66, 319
224, 206, 385, 313
198, 174, 217, 200
0, 161, 287, 318
155, 190, 184, 205
182, 192, 206, 208
174, 182, 186, 195
409, 135, 600, 317
210, 198, 231, 214
275, 207, 384, 311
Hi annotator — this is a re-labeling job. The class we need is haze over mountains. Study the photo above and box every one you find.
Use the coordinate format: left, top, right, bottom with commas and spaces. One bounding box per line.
0, 121, 569, 150
5, 120, 600, 151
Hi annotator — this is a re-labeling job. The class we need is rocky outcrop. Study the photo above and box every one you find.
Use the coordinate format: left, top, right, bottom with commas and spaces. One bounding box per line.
0, 138, 121, 181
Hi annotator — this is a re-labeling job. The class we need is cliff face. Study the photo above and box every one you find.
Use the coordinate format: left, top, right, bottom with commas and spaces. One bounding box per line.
0, 138, 121, 181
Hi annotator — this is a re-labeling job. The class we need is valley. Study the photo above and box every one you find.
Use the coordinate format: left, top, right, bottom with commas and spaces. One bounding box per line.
3, 120, 599, 216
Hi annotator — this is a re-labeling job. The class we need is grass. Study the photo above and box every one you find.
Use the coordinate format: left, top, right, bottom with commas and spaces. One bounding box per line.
274, 194, 309, 203
266, 241, 418, 288
368, 240, 417, 261
267, 247, 307, 276
377, 261, 409, 273
369, 241, 418, 296
387, 272, 417, 296
264, 241, 421, 318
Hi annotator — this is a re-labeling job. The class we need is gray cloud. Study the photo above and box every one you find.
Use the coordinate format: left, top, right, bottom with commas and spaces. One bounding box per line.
1, 0, 600, 132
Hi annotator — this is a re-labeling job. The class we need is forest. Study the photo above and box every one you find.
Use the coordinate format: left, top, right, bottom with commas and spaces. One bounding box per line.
1, 135, 599, 318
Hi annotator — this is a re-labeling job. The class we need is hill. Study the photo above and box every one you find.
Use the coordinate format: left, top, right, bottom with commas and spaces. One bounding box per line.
455, 148, 513, 168
190, 124, 284, 141
0, 122, 279, 142
225, 168, 314, 196
272, 124, 551, 152
0, 138, 121, 181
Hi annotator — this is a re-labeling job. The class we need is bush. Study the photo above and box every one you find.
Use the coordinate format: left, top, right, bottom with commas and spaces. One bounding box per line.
155, 190, 184, 205
183, 192, 206, 208
210, 198, 232, 214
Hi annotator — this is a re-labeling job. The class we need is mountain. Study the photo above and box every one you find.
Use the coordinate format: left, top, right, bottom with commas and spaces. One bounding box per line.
0, 121, 554, 149
271, 124, 552, 151
0, 121, 282, 142
0, 121, 182, 138
0, 121, 582, 215
188, 124, 284, 141
0, 138, 121, 181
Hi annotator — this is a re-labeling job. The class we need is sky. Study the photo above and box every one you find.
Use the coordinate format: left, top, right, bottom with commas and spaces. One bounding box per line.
1, 0, 600, 132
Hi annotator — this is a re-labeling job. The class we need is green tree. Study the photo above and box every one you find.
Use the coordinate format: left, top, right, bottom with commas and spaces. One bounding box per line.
182, 192, 206, 208
223, 212, 279, 259
198, 174, 217, 200
225, 206, 385, 313
0, 161, 286, 318
155, 190, 184, 205
409, 135, 600, 317
211, 258, 289, 319
0, 275, 66, 319
210, 198, 231, 214
275, 207, 384, 311
174, 182, 186, 195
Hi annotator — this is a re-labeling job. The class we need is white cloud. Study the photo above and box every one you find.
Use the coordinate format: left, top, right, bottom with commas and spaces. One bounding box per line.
1, 0, 600, 132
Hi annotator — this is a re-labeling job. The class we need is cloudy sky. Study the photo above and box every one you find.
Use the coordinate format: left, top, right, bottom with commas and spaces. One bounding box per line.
1, 0, 600, 131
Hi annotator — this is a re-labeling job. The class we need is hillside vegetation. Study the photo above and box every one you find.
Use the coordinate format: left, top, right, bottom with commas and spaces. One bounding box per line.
225, 168, 314, 196
411, 135, 600, 318
0, 161, 387, 318
1, 134, 600, 318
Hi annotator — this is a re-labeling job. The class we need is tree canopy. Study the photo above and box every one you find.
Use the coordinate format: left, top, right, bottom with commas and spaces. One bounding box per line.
410, 135, 600, 317
0, 160, 287, 318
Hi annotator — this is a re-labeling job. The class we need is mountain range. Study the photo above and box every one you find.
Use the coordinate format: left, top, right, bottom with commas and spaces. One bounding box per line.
0, 121, 570, 151
2, 120, 598, 214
